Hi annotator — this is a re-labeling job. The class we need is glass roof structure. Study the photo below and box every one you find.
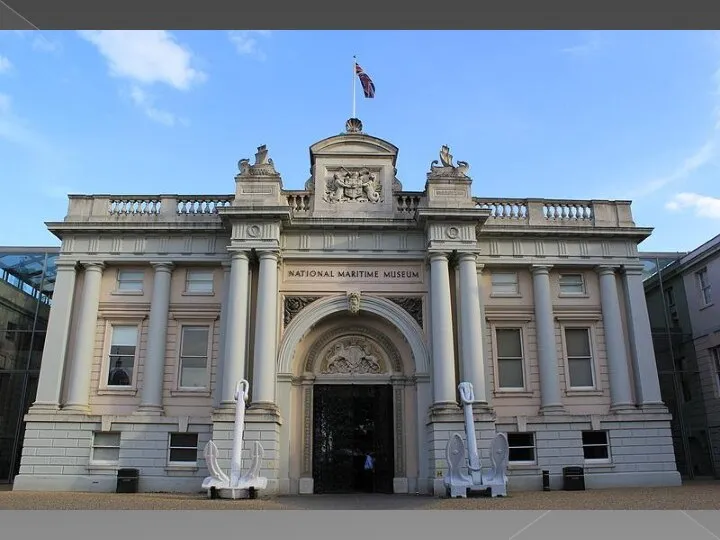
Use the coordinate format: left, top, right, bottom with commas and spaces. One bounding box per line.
0, 247, 61, 305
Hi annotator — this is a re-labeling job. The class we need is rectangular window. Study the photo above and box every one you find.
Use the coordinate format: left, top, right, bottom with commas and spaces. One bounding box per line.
168, 433, 198, 464
117, 269, 144, 293
712, 347, 720, 394
185, 270, 214, 294
91, 432, 121, 464
507, 432, 536, 463
491, 272, 519, 295
107, 325, 138, 387
495, 328, 525, 390
178, 326, 210, 389
697, 268, 712, 306
565, 327, 595, 389
5, 321, 17, 341
664, 286, 676, 307
559, 273, 585, 295
582, 430, 610, 461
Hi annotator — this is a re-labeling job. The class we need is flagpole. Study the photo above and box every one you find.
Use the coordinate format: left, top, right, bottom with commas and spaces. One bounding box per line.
352, 55, 357, 118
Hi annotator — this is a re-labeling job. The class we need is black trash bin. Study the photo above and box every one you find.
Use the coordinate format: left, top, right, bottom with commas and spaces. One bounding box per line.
562, 466, 585, 491
116, 468, 139, 493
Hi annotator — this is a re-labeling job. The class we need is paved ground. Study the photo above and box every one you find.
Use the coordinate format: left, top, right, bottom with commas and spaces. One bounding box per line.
0, 481, 719, 510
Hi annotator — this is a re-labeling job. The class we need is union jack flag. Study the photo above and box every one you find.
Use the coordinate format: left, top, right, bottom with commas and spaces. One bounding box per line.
355, 62, 376, 99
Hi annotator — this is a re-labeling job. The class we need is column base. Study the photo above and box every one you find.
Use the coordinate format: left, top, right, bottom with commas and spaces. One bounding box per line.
430, 401, 459, 414
133, 405, 165, 416
28, 402, 60, 413
248, 401, 279, 414
470, 402, 493, 414
610, 403, 637, 414
539, 404, 566, 415
62, 403, 90, 413
639, 402, 669, 413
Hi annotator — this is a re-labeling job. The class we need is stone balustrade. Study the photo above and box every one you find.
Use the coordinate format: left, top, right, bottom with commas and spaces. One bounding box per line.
61, 193, 636, 230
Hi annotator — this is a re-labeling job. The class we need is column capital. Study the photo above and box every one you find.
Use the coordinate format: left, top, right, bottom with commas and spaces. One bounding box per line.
530, 264, 552, 275
54, 259, 79, 271
81, 261, 105, 272
428, 251, 450, 263
257, 249, 280, 262
150, 261, 174, 272
620, 264, 645, 276
456, 252, 478, 264
229, 250, 250, 261
476, 262, 485, 273
595, 264, 619, 276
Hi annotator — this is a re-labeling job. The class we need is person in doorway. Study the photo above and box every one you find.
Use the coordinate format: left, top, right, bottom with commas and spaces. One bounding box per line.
363, 451, 375, 492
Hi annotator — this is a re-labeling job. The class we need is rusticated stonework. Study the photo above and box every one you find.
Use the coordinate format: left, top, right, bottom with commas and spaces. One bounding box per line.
388, 296, 423, 328
283, 296, 321, 327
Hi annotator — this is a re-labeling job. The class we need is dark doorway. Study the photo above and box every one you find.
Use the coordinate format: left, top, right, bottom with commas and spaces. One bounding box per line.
312, 384, 395, 494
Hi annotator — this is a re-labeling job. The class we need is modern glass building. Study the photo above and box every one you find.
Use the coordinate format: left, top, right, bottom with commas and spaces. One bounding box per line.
0, 247, 59, 484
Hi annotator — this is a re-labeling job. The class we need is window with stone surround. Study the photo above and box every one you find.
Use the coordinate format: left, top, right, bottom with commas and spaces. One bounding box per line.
507, 432, 536, 464
494, 327, 526, 390
711, 347, 720, 396
168, 433, 198, 465
106, 325, 139, 387
178, 325, 211, 389
582, 430, 610, 461
563, 327, 596, 390
116, 269, 144, 293
185, 269, 214, 294
697, 268, 712, 307
90, 432, 121, 464
559, 273, 585, 295
491, 271, 519, 295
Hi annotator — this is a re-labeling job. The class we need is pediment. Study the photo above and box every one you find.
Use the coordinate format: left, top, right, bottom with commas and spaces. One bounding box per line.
310, 134, 398, 166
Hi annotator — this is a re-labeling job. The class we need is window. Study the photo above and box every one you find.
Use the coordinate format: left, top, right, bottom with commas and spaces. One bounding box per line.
168, 433, 198, 465
697, 268, 712, 306
507, 432, 536, 463
674, 356, 692, 402
185, 270, 214, 294
582, 430, 610, 461
495, 328, 525, 390
5, 321, 17, 341
664, 286, 676, 308
491, 272, 519, 295
564, 327, 595, 389
117, 269, 144, 293
712, 347, 720, 394
91, 432, 121, 464
178, 325, 210, 389
107, 325, 138, 387
559, 273, 585, 295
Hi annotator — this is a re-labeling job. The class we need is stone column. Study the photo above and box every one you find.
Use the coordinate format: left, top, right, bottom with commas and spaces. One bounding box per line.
136, 262, 173, 414
621, 264, 665, 409
220, 251, 250, 408
251, 250, 280, 408
32, 260, 78, 411
429, 252, 457, 407
213, 262, 232, 409
457, 253, 488, 404
596, 265, 635, 412
64, 262, 105, 412
531, 265, 564, 413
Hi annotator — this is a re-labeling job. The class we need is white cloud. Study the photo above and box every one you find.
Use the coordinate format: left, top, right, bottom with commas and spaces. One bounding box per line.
78, 31, 204, 126
0, 54, 12, 74
0, 93, 50, 151
0, 93, 11, 114
561, 32, 603, 56
79, 31, 206, 90
128, 85, 178, 127
228, 31, 271, 60
12, 31, 62, 54
666, 192, 720, 219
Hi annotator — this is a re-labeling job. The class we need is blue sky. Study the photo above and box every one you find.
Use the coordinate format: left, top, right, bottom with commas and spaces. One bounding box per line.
0, 30, 719, 252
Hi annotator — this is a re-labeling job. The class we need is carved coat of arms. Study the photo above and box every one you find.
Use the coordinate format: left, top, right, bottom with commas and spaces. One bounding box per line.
323, 167, 382, 204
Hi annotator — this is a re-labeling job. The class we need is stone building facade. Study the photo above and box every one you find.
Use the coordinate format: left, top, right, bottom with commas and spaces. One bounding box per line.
12, 119, 680, 494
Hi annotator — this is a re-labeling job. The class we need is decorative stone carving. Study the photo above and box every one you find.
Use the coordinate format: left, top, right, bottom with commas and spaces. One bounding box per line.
304, 326, 403, 374
202, 379, 267, 499
443, 381, 509, 498
323, 167, 382, 204
446, 226, 460, 239
347, 291, 361, 314
237, 145, 280, 177
320, 337, 384, 375
345, 117, 363, 133
283, 296, 321, 327
388, 297, 423, 328
429, 145, 470, 178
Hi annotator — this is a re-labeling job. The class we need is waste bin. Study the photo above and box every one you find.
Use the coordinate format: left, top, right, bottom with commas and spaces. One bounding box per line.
116, 468, 139, 493
562, 466, 585, 491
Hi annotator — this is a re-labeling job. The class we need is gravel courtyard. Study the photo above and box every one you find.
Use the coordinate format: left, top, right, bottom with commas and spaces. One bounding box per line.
1, 481, 719, 510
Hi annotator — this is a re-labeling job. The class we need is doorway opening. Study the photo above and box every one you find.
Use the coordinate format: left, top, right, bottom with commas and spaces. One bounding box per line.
312, 384, 395, 494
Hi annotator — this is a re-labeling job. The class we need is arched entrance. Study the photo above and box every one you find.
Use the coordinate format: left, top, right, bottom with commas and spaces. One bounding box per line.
275, 294, 432, 495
